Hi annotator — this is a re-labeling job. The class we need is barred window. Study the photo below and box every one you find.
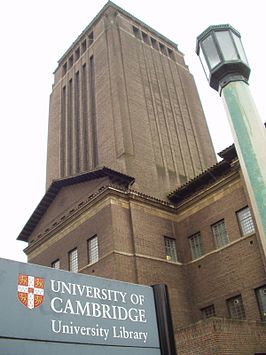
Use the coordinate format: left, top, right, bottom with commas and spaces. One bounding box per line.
212, 219, 229, 248
69, 248, 78, 272
201, 304, 216, 319
237, 206, 255, 236
88, 235, 99, 264
51, 259, 60, 269
189, 232, 203, 260
164, 237, 178, 262
255, 285, 266, 321
227, 295, 246, 319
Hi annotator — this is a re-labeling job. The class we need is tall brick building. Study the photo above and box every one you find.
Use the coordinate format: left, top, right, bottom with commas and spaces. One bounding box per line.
46, 1, 216, 198
18, 2, 266, 354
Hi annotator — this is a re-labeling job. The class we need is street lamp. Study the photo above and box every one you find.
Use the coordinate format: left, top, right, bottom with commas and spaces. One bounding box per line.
196, 24, 266, 258
196, 24, 250, 93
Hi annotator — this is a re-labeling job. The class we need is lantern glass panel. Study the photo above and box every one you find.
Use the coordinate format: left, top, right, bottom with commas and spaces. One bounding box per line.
215, 31, 238, 61
232, 32, 249, 64
201, 35, 221, 70
199, 44, 211, 79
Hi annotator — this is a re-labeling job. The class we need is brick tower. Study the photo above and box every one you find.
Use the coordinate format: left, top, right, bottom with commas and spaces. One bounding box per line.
46, 1, 216, 199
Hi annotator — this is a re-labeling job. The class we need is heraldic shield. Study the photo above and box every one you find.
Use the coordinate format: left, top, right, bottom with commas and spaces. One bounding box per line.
17, 274, 44, 309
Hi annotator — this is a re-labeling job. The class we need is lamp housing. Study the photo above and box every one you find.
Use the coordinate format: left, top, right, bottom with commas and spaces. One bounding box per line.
196, 24, 250, 92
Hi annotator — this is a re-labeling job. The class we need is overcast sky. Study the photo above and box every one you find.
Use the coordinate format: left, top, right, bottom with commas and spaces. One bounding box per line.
0, 0, 265, 263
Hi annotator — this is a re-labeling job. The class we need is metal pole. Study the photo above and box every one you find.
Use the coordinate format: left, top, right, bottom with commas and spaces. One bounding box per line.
221, 80, 266, 257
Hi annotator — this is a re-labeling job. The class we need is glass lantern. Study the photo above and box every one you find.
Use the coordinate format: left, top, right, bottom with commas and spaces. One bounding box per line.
196, 24, 250, 92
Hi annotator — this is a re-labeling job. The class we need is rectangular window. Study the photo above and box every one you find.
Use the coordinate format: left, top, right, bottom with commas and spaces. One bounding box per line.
69, 55, 74, 68
227, 295, 246, 319
88, 235, 99, 264
201, 305, 216, 319
255, 285, 266, 321
159, 43, 167, 55
81, 39, 87, 53
189, 232, 203, 260
164, 237, 177, 262
62, 62, 67, 76
132, 26, 141, 39
212, 219, 229, 248
69, 248, 78, 272
237, 206, 255, 237
168, 48, 175, 60
141, 31, 149, 44
51, 259, 60, 269
88, 31, 94, 46
75, 47, 80, 61
151, 37, 158, 50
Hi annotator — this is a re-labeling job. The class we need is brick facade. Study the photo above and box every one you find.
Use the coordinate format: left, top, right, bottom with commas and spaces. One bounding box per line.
46, 2, 216, 199
176, 318, 266, 355
21, 159, 266, 353
18, 2, 266, 354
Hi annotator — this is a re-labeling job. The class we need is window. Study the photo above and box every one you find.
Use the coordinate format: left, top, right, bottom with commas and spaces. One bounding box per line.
69, 248, 78, 272
69, 55, 74, 68
88, 235, 99, 264
189, 232, 203, 260
88, 31, 94, 46
81, 39, 87, 53
141, 31, 149, 44
255, 285, 266, 321
227, 295, 246, 319
51, 259, 60, 269
159, 43, 167, 55
212, 219, 229, 248
132, 26, 141, 39
151, 37, 158, 50
164, 237, 177, 262
75, 47, 80, 61
201, 305, 216, 319
237, 206, 255, 237
168, 48, 175, 60
62, 62, 67, 76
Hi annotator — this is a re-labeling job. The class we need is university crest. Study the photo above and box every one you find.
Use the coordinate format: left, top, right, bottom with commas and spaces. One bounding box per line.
17, 274, 44, 309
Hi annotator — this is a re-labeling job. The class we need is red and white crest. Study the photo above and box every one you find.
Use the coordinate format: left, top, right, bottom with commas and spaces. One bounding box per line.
17, 274, 44, 309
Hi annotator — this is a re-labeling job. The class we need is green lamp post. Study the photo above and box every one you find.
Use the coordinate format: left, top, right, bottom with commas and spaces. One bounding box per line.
196, 24, 266, 258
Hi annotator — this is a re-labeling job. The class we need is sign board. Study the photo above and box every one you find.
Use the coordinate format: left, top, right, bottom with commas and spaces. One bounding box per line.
0, 258, 161, 354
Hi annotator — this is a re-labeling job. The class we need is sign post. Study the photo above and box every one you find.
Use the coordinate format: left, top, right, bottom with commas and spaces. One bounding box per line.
152, 284, 177, 355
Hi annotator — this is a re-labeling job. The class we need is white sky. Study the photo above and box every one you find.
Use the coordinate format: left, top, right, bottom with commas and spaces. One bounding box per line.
0, 0, 265, 263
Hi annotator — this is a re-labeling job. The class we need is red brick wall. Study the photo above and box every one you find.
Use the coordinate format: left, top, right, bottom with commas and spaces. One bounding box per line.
175, 318, 266, 355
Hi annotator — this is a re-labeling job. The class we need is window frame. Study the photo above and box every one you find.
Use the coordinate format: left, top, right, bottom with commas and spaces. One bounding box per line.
51, 259, 60, 269
164, 236, 178, 262
69, 248, 78, 273
201, 304, 216, 319
227, 295, 246, 320
255, 285, 266, 321
211, 219, 229, 249
188, 232, 203, 260
236, 206, 255, 237
87, 235, 99, 265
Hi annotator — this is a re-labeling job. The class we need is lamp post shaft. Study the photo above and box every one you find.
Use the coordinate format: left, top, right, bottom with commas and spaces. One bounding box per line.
222, 81, 266, 256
